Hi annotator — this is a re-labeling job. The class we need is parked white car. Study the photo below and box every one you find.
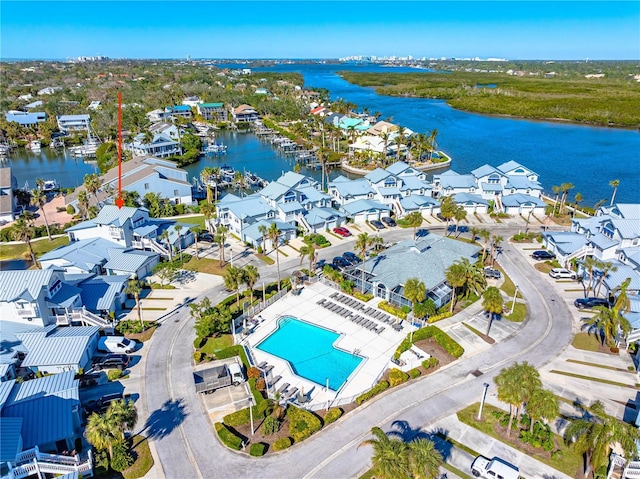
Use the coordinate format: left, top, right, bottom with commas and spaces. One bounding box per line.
549, 268, 577, 279
98, 336, 138, 354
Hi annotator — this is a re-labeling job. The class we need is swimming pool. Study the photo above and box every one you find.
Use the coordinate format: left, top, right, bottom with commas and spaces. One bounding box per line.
255, 316, 363, 391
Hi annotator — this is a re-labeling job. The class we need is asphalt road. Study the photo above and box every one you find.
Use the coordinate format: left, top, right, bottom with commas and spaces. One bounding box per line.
143, 224, 573, 479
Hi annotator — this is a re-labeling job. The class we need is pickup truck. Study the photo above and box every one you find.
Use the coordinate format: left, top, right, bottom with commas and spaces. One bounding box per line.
193, 363, 245, 394
471, 456, 519, 479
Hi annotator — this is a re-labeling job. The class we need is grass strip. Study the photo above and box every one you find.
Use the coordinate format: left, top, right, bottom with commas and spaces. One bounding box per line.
141, 307, 167, 311
457, 403, 582, 476
143, 297, 173, 300
566, 358, 635, 373
442, 463, 473, 479
571, 332, 599, 352
496, 266, 522, 298
122, 435, 154, 479
504, 302, 527, 322
563, 288, 584, 292
256, 253, 275, 265
435, 432, 479, 457
550, 370, 639, 389
287, 243, 300, 252
462, 322, 494, 343
182, 256, 230, 275
276, 248, 289, 257
327, 230, 343, 240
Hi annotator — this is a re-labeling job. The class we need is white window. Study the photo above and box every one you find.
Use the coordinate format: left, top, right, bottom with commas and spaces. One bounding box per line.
174, 189, 179, 196
144, 183, 150, 190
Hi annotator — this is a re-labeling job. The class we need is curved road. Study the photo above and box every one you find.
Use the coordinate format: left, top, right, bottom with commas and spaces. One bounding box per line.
144, 229, 574, 479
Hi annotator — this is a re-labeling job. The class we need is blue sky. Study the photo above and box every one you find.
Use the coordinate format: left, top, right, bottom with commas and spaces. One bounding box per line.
1, 1, 638, 60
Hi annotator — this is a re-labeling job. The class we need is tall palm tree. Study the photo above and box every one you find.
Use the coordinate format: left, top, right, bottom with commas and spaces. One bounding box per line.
223, 266, 245, 304
393, 126, 406, 161
526, 388, 559, 434
583, 305, 631, 347
233, 170, 244, 196
12, 212, 37, 267
78, 190, 90, 220
609, 179, 620, 206
453, 205, 467, 237
199, 202, 215, 233
258, 224, 268, 253
439, 196, 456, 234
190, 225, 202, 260
573, 192, 583, 217
565, 400, 640, 477
355, 232, 374, 293
408, 438, 443, 479
358, 427, 410, 479
200, 166, 214, 204
595, 261, 617, 297
494, 362, 541, 436
551, 185, 561, 215
299, 244, 316, 273
404, 278, 426, 318
243, 264, 260, 304
404, 211, 423, 241
469, 227, 480, 243
581, 256, 601, 296
427, 129, 438, 162
85, 411, 121, 463
84, 173, 101, 201
125, 280, 143, 326
490, 234, 503, 267
612, 277, 632, 316
214, 224, 228, 266
268, 223, 281, 289
380, 132, 391, 166
31, 184, 51, 240
107, 399, 138, 440
456, 257, 487, 299
174, 224, 183, 259
478, 229, 491, 263
317, 148, 328, 191
159, 230, 173, 261
559, 182, 574, 214
482, 286, 504, 336
445, 261, 467, 313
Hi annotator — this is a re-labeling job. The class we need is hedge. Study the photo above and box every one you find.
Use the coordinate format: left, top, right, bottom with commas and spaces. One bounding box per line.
422, 357, 439, 369
249, 442, 267, 457
394, 325, 464, 360
378, 300, 408, 320
352, 291, 373, 302
215, 345, 250, 369
215, 422, 243, 450
409, 368, 421, 379
272, 437, 292, 451
427, 311, 453, 323
356, 380, 390, 405
288, 406, 322, 443
388, 368, 409, 387
323, 408, 343, 425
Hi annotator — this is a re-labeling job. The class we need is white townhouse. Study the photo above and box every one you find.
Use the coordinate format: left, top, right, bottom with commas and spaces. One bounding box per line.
56, 114, 90, 133
129, 132, 181, 158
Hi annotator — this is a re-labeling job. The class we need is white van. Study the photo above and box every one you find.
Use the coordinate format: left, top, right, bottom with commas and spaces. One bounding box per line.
98, 336, 138, 354
471, 456, 519, 479
227, 362, 245, 386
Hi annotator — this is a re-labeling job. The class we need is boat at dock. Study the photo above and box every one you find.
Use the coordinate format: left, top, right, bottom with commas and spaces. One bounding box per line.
27, 140, 41, 151
68, 135, 100, 158
202, 143, 227, 155
40, 179, 58, 192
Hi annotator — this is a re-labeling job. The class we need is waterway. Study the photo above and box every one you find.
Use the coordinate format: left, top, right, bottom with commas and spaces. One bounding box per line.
3, 62, 639, 205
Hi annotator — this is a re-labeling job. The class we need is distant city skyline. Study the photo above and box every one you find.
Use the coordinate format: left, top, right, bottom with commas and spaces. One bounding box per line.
1, 1, 638, 60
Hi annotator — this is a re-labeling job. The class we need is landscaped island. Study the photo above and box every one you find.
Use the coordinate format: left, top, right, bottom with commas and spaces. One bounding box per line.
338, 70, 640, 128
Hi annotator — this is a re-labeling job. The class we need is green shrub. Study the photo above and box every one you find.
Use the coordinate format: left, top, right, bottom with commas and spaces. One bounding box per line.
110, 441, 134, 472
272, 437, 292, 451
427, 311, 453, 323
409, 368, 421, 379
378, 300, 407, 320
394, 337, 412, 360
193, 351, 205, 363
257, 245, 263, 254
287, 406, 322, 443
215, 422, 243, 450
193, 337, 205, 349
388, 368, 409, 387
323, 408, 343, 425
356, 380, 390, 405
422, 357, 439, 369
66, 205, 76, 215
262, 416, 281, 435
401, 326, 464, 359
249, 442, 267, 457
107, 370, 123, 381
352, 291, 373, 302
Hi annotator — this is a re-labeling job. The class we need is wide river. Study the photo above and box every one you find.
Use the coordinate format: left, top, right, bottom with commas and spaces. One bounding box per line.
4, 62, 639, 205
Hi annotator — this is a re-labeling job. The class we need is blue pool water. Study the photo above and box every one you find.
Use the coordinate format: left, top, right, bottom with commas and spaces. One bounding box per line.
256, 317, 363, 391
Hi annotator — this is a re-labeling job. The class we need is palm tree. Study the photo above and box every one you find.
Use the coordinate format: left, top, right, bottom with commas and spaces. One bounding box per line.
469, 227, 480, 243
85, 412, 121, 463
565, 400, 640, 477
456, 258, 487, 299
243, 264, 260, 304
445, 261, 467, 313
125, 280, 144, 326
582, 305, 631, 347
573, 192, 583, 217
107, 399, 138, 440
199, 202, 215, 233
494, 362, 541, 436
12, 212, 37, 267
482, 286, 504, 336
299, 244, 316, 273
559, 182, 574, 214
214, 224, 228, 266
358, 427, 410, 479
427, 128, 438, 162
268, 223, 282, 289
439, 196, 456, 234
490, 234, 503, 267
408, 438, 443, 479
380, 132, 391, 166
200, 166, 215, 204
31, 185, 51, 240
526, 388, 559, 434
595, 261, 617, 297
609, 179, 620, 206
258, 224, 268, 253
453, 205, 467, 237
581, 256, 601, 296
478, 229, 491, 263
159, 230, 173, 261
404, 278, 426, 319
190, 225, 203, 260
551, 185, 561, 215
355, 232, 374, 293
78, 190, 90, 220
84, 173, 101, 201
223, 266, 245, 304
317, 148, 328, 191
612, 277, 632, 316
393, 126, 406, 161
404, 211, 423, 241
233, 170, 244, 196
174, 224, 183, 259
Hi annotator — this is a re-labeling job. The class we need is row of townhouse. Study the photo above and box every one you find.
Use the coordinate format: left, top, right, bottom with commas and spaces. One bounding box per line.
542, 202, 640, 342
126, 122, 183, 158
4, 112, 91, 134
145, 102, 257, 124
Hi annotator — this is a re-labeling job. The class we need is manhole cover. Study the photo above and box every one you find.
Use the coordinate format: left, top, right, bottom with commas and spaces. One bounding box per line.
471, 370, 483, 377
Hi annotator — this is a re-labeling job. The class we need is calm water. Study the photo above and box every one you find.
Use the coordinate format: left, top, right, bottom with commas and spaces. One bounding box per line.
4, 62, 639, 205
256, 316, 362, 391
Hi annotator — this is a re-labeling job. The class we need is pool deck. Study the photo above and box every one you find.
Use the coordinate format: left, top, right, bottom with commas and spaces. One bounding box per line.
241, 282, 415, 410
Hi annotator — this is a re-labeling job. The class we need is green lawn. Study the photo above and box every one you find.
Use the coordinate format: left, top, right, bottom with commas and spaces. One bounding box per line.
182, 256, 230, 275
0, 236, 69, 260
504, 302, 527, 322
457, 403, 582, 477
550, 370, 639, 389
256, 253, 275, 265
566, 358, 635, 373
201, 334, 233, 355
123, 435, 154, 479
177, 215, 206, 229
571, 332, 599, 352
497, 266, 522, 299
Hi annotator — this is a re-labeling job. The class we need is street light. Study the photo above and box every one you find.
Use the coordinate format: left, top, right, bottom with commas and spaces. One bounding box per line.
248, 396, 254, 436
230, 247, 234, 267
477, 382, 490, 420
510, 284, 519, 315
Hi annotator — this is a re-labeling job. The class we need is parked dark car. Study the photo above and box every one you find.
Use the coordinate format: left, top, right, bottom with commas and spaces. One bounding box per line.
93, 354, 129, 371
84, 392, 124, 415
78, 372, 102, 388
531, 250, 556, 260
381, 217, 397, 227
484, 267, 502, 279
333, 226, 352, 237
198, 233, 214, 242
342, 252, 361, 263
315, 259, 326, 270
574, 297, 610, 309
370, 220, 385, 230
332, 257, 350, 269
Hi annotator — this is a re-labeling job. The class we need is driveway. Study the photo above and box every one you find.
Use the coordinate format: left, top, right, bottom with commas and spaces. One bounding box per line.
142, 236, 575, 478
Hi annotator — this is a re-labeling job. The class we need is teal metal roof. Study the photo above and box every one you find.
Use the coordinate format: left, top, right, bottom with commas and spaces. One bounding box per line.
200, 102, 224, 108
0, 270, 56, 302
341, 199, 390, 215
80, 275, 128, 311
17, 327, 99, 368
105, 249, 156, 273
